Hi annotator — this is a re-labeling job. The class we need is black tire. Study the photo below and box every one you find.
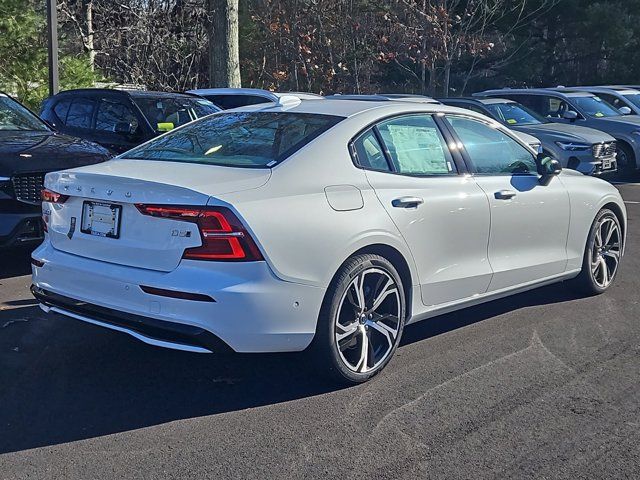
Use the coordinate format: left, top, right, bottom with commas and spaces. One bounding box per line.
616, 143, 636, 177
312, 253, 406, 384
571, 208, 622, 295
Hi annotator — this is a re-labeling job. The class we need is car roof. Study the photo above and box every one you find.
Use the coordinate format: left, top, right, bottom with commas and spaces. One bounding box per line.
325, 94, 440, 104
232, 97, 490, 119
476, 88, 596, 98
51, 88, 199, 99
569, 86, 640, 96
440, 97, 516, 105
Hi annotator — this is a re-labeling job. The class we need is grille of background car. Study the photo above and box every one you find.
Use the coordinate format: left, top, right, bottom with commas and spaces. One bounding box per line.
592, 142, 617, 158
11, 173, 45, 204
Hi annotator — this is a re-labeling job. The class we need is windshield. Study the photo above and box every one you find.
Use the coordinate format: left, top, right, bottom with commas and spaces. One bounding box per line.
623, 93, 640, 109
572, 96, 621, 118
125, 112, 343, 167
132, 96, 220, 132
484, 102, 549, 126
0, 96, 49, 131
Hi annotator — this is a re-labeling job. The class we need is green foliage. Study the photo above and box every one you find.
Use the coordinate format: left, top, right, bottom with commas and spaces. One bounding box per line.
0, 0, 101, 110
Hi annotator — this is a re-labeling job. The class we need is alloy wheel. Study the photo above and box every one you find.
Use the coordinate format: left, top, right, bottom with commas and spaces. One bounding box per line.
334, 267, 401, 373
591, 216, 621, 288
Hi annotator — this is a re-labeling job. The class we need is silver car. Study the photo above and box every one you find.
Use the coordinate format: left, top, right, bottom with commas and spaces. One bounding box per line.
440, 97, 617, 175
476, 88, 640, 174
32, 98, 627, 384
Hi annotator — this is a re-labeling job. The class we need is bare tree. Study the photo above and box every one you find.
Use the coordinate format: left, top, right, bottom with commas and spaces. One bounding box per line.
207, 0, 241, 87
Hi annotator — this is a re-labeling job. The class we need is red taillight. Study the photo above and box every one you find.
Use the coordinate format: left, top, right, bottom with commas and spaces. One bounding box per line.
41, 188, 69, 204
135, 204, 263, 262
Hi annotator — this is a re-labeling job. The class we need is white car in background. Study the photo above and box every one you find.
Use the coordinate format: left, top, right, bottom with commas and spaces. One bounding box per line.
32, 96, 626, 384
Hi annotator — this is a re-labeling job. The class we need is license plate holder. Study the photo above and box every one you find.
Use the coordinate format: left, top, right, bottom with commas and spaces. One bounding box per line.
81, 201, 122, 239
601, 157, 613, 170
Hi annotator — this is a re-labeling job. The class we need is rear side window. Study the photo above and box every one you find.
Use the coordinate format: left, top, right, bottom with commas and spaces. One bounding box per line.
447, 116, 537, 175
125, 112, 342, 167
52, 99, 72, 124
352, 130, 390, 172
66, 98, 95, 129
376, 115, 454, 175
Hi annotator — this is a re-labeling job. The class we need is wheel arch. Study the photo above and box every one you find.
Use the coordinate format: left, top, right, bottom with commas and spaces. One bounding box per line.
615, 139, 637, 169
602, 200, 627, 251
344, 243, 415, 319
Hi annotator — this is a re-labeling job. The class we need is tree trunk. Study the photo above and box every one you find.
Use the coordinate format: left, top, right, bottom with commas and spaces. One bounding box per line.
85, 0, 95, 71
207, 0, 241, 88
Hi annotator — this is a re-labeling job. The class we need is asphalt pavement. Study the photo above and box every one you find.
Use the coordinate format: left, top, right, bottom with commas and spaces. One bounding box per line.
1, 184, 639, 479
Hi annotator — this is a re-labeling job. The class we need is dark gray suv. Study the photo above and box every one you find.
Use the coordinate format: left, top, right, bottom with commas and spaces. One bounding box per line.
476, 88, 640, 174
440, 97, 617, 175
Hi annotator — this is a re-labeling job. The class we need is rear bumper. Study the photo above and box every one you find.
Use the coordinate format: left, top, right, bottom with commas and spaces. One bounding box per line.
31, 241, 325, 353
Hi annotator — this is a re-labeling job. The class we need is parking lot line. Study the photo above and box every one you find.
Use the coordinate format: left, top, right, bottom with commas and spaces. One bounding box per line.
624, 201, 640, 204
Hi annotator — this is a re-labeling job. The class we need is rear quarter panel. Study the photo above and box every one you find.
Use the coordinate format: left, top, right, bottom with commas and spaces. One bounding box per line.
212, 114, 419, 289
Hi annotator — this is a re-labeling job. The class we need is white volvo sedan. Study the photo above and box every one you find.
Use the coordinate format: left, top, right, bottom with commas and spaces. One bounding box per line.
32, 96, 626, 384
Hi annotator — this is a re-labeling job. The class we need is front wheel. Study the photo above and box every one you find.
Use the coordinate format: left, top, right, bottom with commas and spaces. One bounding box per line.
313, 254, 406, 384
571, 209, 622, 295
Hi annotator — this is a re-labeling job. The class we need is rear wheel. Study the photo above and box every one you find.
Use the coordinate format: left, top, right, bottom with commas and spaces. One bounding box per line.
571, 209, 622, 295
313, 254, 406, 384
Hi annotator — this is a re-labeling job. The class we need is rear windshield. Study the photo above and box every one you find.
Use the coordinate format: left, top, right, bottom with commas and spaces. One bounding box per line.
132, 96, 220, 132
124, 112, 343, 167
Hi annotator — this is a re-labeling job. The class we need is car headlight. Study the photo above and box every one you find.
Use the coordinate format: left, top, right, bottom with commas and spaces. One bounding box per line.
555, 141, 591, 151
0, 176, 10, 184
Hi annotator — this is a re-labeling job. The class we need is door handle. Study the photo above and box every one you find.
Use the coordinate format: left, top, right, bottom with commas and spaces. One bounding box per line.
392, 196, 424, 208
495, 190, 517, 200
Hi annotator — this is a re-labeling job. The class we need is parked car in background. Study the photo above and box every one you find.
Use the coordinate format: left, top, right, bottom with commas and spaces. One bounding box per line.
187, 88, 323, 109
476, 88, 640, 174
0, 92, 110, 249
40, 89, 220, 154
32, 96, 626, 384
567, 86, 640, 116
441, 97, 617, 175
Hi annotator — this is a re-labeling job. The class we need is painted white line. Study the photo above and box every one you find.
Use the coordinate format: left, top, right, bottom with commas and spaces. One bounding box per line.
624, 201, 640, 204
612, 181, 640, 186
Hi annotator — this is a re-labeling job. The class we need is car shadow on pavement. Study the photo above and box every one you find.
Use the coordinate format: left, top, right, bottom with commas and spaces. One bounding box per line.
0, 247, 33, 280
0, 277, 582, 455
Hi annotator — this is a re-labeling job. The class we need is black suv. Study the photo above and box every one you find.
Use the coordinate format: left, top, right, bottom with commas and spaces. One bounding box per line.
0, 92, 110, 248
40, 89, 220, 154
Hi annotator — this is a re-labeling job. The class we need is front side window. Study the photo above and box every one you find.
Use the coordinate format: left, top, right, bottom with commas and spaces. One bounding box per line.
376, 115, 454, 175
125, 112, 342, 168
96, 99, 140, 132
132, 96, 220, 132
0, 96, 49, 131
484, 102, 549, 126
622, 93, 640, 109
544, 96, 573, 118
447, 116, 537, 175
571, 96, 620, 118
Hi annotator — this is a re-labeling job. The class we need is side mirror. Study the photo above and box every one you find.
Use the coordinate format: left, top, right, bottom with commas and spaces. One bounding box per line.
538, 154, 562, 184
562, 110, 578, 121
115, 122, 135, 136
619, 106, 632, 115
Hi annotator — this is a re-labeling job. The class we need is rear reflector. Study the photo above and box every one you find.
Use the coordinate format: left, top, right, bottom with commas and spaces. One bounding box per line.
31, 258, 45, 268
41, 188, 69, 204
140, 285, 216, 302
135, 204, 263, 262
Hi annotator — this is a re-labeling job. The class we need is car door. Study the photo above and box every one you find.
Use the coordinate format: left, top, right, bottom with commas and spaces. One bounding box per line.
94, 96, 144, 153
444, 114, 570, 291
59, 96, 97, 141
353, 114, 493, 307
